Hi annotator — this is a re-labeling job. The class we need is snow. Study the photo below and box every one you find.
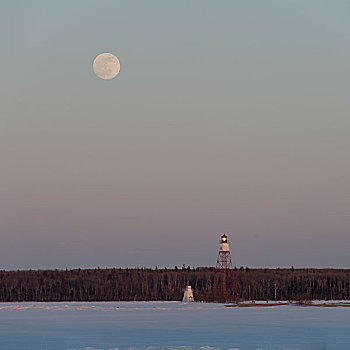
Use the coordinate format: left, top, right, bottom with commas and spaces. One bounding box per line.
0, 301, 349, 350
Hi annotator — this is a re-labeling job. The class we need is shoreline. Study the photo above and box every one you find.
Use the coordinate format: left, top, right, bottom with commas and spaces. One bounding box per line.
225, 302, 350, 307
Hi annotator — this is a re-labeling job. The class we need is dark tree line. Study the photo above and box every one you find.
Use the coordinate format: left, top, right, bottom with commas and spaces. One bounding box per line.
0, 267, 349, 302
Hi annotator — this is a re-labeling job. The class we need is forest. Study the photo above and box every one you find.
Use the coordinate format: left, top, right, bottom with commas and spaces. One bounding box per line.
0, 267, 349, 302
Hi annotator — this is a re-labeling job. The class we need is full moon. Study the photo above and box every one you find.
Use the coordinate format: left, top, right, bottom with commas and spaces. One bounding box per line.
93, 53, 120, 80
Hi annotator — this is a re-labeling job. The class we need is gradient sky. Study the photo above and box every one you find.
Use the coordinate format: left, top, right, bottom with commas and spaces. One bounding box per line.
1, 1, 350, 269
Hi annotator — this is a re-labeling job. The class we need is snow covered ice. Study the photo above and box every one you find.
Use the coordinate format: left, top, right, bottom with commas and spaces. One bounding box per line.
0, 301, 349, 350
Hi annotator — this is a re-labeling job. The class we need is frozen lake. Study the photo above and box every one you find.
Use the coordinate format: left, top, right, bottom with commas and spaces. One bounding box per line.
0, 301, 349, 350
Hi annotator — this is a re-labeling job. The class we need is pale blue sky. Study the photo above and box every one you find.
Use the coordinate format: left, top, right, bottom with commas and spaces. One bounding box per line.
1, 1, 350, 269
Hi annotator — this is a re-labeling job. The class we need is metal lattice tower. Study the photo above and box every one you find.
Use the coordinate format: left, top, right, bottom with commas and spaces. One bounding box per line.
215, 233, 238, 301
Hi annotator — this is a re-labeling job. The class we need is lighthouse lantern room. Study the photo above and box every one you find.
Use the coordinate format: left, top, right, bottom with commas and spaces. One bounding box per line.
219, 234, 230, 252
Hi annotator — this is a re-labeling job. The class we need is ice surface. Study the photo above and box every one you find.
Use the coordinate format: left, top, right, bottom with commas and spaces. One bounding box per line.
0, 301, 349, 350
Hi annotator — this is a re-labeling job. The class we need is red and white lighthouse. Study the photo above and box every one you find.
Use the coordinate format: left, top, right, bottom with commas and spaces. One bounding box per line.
215, 233, 238, 301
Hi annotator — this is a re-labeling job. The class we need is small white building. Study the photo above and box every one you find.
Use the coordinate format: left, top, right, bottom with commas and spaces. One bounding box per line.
182, 285, 194, 302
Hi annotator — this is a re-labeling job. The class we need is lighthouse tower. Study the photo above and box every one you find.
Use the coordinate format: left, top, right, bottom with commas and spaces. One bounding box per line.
215, 233, 238, 301
182, 285, 194, 302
